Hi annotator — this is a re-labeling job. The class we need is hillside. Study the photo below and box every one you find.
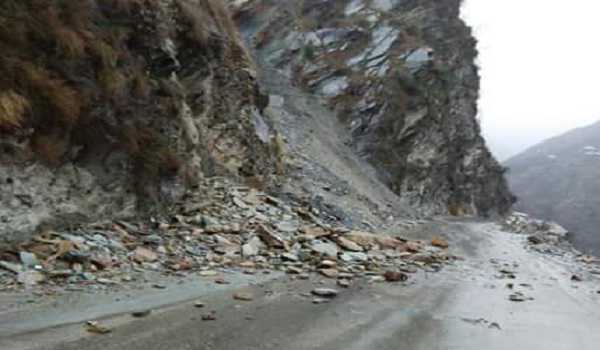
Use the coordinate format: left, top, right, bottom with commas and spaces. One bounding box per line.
0, 0, 514, 245
505, 119, 600, 254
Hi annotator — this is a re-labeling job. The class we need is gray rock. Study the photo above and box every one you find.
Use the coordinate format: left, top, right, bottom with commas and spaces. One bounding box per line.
19, 252, 39, 268
340, 252, 368, 263
242, 236, 264, 258
311, 288, 338, 298
311, 241, 339, 258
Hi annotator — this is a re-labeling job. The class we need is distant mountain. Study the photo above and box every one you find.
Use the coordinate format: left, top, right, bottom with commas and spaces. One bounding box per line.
505, 120, 600, 255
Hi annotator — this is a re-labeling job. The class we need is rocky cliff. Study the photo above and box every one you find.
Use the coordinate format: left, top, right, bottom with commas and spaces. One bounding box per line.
0, 0, 513, 244
0, 0, 278, 243
231, 0, 514, 217
505, 120, 600, 255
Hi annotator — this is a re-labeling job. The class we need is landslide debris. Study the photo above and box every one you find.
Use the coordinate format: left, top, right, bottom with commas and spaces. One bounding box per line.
0, 177, 458, 293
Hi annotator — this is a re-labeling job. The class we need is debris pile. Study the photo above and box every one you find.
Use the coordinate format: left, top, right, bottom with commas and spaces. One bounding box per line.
0, 178, 458, 292
504, 212, 570, 250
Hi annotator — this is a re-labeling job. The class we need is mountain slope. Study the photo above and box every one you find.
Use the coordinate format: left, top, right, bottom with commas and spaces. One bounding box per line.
505, 119, 600, 254
231, 0, 514, 217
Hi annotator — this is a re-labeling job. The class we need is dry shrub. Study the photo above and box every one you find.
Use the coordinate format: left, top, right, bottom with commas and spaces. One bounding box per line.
132, 69, 152, 98
54, 27, 86, 58
0, 90, 30, 131
99, 68, 127, 97
90, 40, 119, 68
176, 0, 212, 46
22, 63, 82, 126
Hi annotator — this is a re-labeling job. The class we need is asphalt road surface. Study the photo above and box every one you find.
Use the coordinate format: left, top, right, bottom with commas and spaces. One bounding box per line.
2, 222, 600, 350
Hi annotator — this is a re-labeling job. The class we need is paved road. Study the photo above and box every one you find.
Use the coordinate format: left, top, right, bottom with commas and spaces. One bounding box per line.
2, 221, 600, 350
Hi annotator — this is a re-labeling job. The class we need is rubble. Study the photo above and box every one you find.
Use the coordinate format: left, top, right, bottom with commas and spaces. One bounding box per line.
0, 178, 457, 294
311, 288, 339, 298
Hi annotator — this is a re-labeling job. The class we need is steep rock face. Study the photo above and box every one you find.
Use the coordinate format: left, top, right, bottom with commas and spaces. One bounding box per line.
0, 0, 277, 242
231, 0, 514, 216
505, 120, 600, 255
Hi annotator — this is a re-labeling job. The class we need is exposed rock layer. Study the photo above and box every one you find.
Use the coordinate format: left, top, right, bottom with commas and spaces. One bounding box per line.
231, 0, 514, 217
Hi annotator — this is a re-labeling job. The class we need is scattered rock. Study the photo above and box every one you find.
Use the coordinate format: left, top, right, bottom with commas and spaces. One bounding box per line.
194, 302, 205, 308
311, 241, 338, 258
153, 283, 167, 289
527, 235, 544, 245
383, 271, 408, 282
131, 310, 152, 318
337, 279, 351, 288
86, 321, 111, 334
508, 292, 533, 302
571, 274, 583, 282
133, 247, 158, 263
312, 298, 329, 304
0, 261, 22, 274
319, 268, 339, 278
17, 270, 45, 286
287, 266, 304, 274
242, 236, 263, 258
19, 252, 39, 268
431, 238, 449, 249
311, 288, 338, 298
215, 278, 230, 285
202, 311, 217, 321
335, 237, 363, 252
233, 292, 254, 301
199, 270, 218, 277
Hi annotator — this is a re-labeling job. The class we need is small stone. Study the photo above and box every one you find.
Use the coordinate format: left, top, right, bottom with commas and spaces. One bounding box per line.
340, 252, 368, 263
19, 252, 39, 268
312, 298, 329, 304
311, 241, 338, 258
0, 261, 23, 274
131, 310, 152, 318
528, 235, 544, 245
153, 283, 167, 289
431, 238, 449, 249
571, 274, 583, 282
133, 247, 158, 263
287, 266, 304, 274
319, 268, 339, 279
319, 260, 337, 268
202, 311, 217, 321
86, 321, 111, 334
335, 237, 363, 252
243, 235, 265, 256
384, 271, 408, 282
17, 270, 45, 286
337, 279, 351, 288
298, 273, 310, 280
194, 302, 205, 308
311, 288, 338, 298
199, 270, 218, 277
281, 252, 299, 262
215, 278, 230, 285
233, 292, 254, 301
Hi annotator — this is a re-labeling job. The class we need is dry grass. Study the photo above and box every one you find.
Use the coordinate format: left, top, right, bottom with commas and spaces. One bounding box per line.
0, 91, 30, 131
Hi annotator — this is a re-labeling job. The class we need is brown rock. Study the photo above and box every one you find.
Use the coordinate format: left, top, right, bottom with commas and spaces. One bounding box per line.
335, 236, 363, 252
233, 292, 254, 301
319, 268, 339, 278
132, 247, 158, 263
431, 238, 449, 249
345, 231, 403, 249
383, 271, 408, 282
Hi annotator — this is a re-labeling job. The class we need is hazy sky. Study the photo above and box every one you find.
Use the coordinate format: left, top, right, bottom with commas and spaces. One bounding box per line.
461, 0, 600, 161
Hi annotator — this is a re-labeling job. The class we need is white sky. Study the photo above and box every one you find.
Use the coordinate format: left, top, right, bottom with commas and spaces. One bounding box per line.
461, 0, 600, 160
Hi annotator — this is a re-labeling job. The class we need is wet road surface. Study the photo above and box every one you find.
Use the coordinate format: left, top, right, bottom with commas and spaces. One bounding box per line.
2, 221, 600, 350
